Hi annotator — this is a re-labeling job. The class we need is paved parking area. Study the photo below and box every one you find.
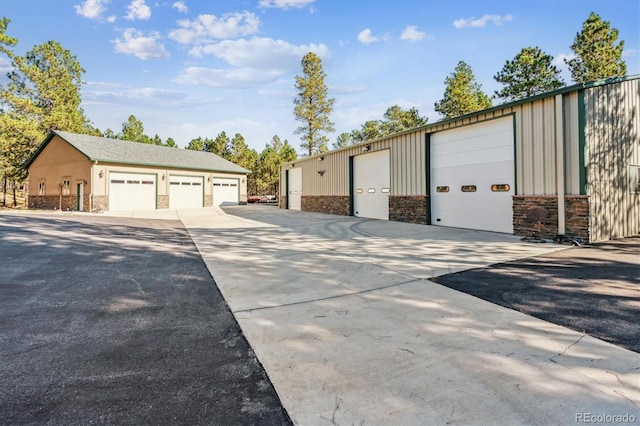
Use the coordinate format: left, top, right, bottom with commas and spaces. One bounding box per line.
435, 237, 640, 353
3, 206, 639, 426
0, 213, 290, 425
182, 206, 640, 425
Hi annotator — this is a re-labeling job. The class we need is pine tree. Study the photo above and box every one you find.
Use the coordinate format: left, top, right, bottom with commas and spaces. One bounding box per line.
494, 46, 565, 101
119, 115, 146, 142
293, 52, 335, 156
1, 18, 90, 194
566, 12, 626, 83
434, 61, 492, 119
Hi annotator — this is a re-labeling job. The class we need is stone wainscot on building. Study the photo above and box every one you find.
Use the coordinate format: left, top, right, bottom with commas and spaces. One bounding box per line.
26, 130, 249, 212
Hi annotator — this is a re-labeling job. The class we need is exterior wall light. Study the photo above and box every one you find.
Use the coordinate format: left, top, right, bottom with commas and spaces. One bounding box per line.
318, 156, 324, 161
318, 170, 326, 177
99, 170, 104, 178
363, 145, 370, 152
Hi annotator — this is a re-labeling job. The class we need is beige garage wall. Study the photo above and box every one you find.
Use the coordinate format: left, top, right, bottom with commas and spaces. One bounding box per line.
28, 136, 92, 196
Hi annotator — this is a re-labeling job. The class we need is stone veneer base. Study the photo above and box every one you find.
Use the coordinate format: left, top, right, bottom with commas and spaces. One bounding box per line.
389, 195, 428, 225
301, 195, 350, 216
513, 195, 590, 242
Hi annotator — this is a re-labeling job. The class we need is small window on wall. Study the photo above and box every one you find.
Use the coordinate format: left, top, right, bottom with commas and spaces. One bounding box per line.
38, 180, 45, 195
630, 166, 640, 194
491, 184, 510, 192
461, 185, 477, 193
436, 186, 449, 193
62, 178, 71, 195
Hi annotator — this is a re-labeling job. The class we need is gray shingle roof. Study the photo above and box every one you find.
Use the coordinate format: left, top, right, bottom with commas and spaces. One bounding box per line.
39, 130, 250, 174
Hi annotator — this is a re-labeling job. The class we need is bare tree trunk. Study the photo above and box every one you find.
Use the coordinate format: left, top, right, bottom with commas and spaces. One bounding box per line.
2, 175, 6, 207
12, 180, 17, 207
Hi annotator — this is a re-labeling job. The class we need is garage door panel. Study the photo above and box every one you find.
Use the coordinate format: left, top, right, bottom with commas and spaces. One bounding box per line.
431, 117, 514, 234
433, 160, 514, 183
353, 150, 390, 220
109, 172, 156, 211
169, 175, 204, 209
287, 168, 302, 210
213, 178, 239, 206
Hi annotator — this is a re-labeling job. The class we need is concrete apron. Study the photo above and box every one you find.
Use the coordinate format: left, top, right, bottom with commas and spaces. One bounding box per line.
180, 208, 640, 425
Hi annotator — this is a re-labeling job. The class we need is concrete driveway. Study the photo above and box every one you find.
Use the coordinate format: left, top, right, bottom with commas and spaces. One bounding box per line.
180, 206, 640, 425
0, 212, 290, 425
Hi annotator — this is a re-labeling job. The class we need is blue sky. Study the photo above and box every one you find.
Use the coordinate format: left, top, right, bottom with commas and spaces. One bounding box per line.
1, 0, 638, 152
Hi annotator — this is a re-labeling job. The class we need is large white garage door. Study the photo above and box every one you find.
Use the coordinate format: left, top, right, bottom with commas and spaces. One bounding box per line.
169, 175, 204, 209
109, 172, 156, 211
287, 168, 302, 210
430, 117, 514, 234
353, 150, 390, 220
213, 178, 239, 206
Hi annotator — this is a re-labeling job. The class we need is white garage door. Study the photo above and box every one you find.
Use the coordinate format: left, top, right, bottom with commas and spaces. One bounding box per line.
109, 172, 156, 211
213, 178, 239, 206
169, 175, 204, 209
287, 168, 302, 210
430, 116, 514, 234
353, 150, 390, 220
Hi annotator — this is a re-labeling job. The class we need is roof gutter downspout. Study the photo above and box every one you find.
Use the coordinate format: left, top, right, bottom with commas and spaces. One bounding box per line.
90, 160, 97, 213
555, 94, 565, 236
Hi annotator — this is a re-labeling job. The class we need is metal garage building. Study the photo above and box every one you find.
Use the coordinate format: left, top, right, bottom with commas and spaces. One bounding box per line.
280, 76, 640, 243
26, 131, 249, 212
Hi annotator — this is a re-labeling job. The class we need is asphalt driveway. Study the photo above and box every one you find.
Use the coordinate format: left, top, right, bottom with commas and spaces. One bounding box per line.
434, 237, 640, 353
0, 213, 290, 425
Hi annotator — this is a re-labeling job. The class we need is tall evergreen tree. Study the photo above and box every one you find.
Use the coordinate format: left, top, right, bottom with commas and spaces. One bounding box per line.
207, 132, 232, 160
434, 61, 491, 119
494, 46, 565, 101
1, 19, 90, 204
229, 133, 257, 172
186, 137, 204, 151
119, 115, 147, 143
380, 105, 427, 135
333, 132, 354, 149
293, 52, 335, 156
566, 12, 626, 83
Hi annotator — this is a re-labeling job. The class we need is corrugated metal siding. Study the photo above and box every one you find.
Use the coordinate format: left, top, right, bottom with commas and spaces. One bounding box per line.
280, 78, 639, 226
563, 92, 581, 195
515, 97, 558, 195
585, 79, 640, 242
281, 129, 427, 197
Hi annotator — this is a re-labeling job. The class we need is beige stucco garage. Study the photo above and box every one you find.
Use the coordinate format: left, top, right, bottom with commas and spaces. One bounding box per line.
26, 130, 249, 212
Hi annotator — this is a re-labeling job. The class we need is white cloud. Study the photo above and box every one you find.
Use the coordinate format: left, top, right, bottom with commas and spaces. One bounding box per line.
453, 14, 513, 29
172, 1, 187, 13
357, 28, 380, 44
106, 15, 117, 23
175, 66, 283, 87
623, 48, 638, 58
400, 25, 428, 42
552, 53, 575, 68
74, 0, 110, 20
169, 12, 261, 44
125, 0, 151, 21
113, 28, 170, 60
190, 37, 330, 70
258, 0, 314, 9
